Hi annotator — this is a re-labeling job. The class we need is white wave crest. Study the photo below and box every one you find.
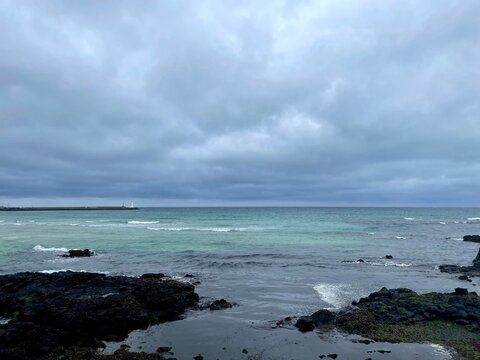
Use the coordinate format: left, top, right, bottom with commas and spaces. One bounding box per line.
367, 232, 375, 235
439, 222, 446, 225
467, 217, 480, 221
34, 245, 69, 252
147, 227, 190, 231
394, 236, 407, 240
404, 217, 416, 221
371, 261, 412, 267
128, 220, 159, 224
147, 226, 249, 232
38, 269, 109, 274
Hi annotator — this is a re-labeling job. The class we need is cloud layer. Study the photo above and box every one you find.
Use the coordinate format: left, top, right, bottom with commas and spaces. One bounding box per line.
1, 0, 479, 205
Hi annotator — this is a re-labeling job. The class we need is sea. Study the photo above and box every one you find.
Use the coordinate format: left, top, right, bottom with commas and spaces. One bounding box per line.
1, 207, 480, 359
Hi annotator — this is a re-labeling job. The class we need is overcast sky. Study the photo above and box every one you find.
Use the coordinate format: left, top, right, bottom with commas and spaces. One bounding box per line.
0, 0, 479, 206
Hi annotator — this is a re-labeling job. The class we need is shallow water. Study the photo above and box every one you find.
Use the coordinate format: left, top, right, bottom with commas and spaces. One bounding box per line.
1, 207, 480, 359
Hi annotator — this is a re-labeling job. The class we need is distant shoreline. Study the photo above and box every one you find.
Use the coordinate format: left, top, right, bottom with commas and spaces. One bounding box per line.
0, 206, 138, 211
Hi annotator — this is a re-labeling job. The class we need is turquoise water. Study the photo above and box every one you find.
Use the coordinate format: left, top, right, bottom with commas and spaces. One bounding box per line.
1, 207, 480, 359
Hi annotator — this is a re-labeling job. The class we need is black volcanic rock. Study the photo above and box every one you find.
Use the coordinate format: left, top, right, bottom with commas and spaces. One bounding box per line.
61, 249, 94, 257
439, 248, 480, 276
299, 287, 480, 334
206, 298, 233, 311
311, 309, 335, 326
295, 316, 315, 332
340, 287, 480, 330
0, 271, 199, 359
464, 235, 480, 243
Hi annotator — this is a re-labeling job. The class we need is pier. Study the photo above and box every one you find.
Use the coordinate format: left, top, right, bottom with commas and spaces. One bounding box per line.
0, 206, 139, 211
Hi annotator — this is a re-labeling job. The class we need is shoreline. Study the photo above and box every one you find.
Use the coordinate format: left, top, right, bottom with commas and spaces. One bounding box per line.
0, 269, 477, 359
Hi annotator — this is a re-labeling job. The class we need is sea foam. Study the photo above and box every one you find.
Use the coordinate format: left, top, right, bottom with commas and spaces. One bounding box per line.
313, 283, 363, 309
147, 227, 250, 232
38, 269, 110, 274
128, 220, 159, 224
34, 245, 69, 252
371, 261, 412, 267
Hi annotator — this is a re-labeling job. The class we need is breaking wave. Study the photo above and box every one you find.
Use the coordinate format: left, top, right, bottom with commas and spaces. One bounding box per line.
38, 269, 110, 274
147, 226, 252, 232
33, 245, 68, 252
313, 283, 365, 309
128, 220, 159, 224
370, 261, 412, 267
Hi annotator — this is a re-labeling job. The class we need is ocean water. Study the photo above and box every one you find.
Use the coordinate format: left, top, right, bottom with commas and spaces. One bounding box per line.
1, 207, 480, 359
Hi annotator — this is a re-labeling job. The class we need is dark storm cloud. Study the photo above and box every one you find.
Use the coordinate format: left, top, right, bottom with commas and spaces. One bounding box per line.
1, 0, 479, 206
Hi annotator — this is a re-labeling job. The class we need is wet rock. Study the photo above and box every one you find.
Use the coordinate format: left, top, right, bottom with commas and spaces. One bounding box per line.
339, 287, 480, 328
295, 316, 315, 332
207, 299, 233, 311
439, 248, 480, 277
311, 309, 335, 326
140, 273, 166, 279
61, 249, 94, 257
0, 271, 199, 358
459, 275, 471, 281
354, 339, 373, 344
357, 259, 365, 263
327, 354, 338, 359
385, 255, 393, 259
157, 346, 172, 353
455, 287, 469, 295
464, 235, 480, 243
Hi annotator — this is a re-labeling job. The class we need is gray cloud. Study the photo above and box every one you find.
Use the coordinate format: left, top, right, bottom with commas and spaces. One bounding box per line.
1, 0, 479, 206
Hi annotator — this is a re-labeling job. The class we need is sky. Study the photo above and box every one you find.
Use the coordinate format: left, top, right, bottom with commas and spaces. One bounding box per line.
0, 0, 479, 207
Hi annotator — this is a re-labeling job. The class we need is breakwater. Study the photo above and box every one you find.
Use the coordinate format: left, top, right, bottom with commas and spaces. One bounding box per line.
0, 206, 138, 211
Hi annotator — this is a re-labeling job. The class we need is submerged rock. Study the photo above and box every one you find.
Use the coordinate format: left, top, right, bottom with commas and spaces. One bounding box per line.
206, 298, 233, 311
0, 271, 199, 359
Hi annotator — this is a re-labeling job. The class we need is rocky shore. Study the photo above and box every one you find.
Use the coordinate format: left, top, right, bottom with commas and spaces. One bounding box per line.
0, 271, 199, 359
296, 287, 480, 358
292, 243, 480, 358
